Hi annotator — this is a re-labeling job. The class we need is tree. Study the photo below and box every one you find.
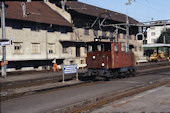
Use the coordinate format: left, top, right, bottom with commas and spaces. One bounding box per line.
157, 28, 170, 44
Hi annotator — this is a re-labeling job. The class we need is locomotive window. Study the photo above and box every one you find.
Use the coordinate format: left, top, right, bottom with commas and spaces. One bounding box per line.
104, 43, 111, 52
87, 43, 111, 52
97, 45, 101, 51
92, 45, 96, 52
121, 45, 125, 52
88, 45, 92, 52
102, 44, 105, 52
115, 44, 118, 53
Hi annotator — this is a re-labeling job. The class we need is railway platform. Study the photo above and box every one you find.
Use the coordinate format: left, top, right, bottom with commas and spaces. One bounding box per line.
0, 69, 87, 85
92, 83, 170, 113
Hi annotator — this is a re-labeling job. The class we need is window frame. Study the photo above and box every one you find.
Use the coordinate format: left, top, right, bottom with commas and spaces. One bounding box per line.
62, 46, 68, 53
13, 42, 23, 54
48, 43, 55, 54
31, 43, 40, 54
84, 28, 89, 35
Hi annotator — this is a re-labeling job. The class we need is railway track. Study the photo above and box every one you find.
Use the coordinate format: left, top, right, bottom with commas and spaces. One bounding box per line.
0, 62, 170, 101
2, 61, 170, 87
137, 61, 170, 71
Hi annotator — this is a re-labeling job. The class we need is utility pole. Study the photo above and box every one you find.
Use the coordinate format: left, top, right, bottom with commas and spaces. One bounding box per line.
125, 1, 130, 52
163, 22, 166, 54
126, 10, 129, 52
1, 1, 7, 78
125, 0, 135, 52
125, 0, 132, 52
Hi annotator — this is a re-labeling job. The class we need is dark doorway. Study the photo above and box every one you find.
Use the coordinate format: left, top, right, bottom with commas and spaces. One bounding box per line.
76, 46, 80, 57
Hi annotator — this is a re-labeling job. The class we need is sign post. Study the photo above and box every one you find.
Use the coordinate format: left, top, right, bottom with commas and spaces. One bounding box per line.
1, 2, 7, 78
0, 38, 12, 78
63, 64, 78, 83
62, 71, 65, 83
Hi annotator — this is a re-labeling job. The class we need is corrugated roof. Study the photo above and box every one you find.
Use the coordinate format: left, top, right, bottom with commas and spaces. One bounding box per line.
4, 1, 72, 27
65, 1, 138, 24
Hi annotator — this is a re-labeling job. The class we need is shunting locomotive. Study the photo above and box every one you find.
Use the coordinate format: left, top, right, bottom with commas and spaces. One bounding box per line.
81, 40, 136, 80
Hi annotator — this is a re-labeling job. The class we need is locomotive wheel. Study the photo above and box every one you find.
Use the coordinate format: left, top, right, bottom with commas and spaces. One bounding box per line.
131, 69, 136, 77
111, 71, 118, 79
128, 69, 133, 77
118, 72, 124, 79
104, 77, 110, 81
123, 72, 128, 78
91, 76, 97, 81
125, 70, 130, 77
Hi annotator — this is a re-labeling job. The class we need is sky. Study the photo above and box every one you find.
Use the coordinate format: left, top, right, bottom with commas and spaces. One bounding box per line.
78, 0, 170, 22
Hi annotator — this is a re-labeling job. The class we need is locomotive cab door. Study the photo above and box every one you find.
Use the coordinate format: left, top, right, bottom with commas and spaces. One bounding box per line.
112, 43, 121, 68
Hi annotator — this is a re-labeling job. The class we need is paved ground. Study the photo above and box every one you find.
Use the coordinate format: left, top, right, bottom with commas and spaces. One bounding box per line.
92, 83, 170, 113
1, 70, 170, 113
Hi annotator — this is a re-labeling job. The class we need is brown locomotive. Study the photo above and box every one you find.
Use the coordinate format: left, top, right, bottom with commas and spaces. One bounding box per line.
82, 41, 136, 80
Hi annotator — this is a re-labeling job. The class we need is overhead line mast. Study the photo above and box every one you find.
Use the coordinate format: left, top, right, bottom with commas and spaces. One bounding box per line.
125, 0, 135, 52
1, 1, 7, 78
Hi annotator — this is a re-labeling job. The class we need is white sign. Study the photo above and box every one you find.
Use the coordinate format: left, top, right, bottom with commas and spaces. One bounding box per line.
63, 65, 77, 74
0, 39, 12, 46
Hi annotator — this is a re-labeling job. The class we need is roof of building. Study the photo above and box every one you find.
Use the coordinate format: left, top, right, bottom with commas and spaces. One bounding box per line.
65, 1, 139, 24
4, 1, 72, 27
142, 43, 170, 47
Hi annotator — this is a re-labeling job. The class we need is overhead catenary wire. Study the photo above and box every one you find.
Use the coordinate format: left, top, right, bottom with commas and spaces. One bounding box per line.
135, 0, 170, 19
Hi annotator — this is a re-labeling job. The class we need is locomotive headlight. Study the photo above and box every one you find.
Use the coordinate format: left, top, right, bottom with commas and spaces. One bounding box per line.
101, 63, 105, 67
92, 56, 96, 60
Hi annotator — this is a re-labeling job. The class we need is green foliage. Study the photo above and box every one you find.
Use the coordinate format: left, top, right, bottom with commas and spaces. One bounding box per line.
157, 28, 170, 44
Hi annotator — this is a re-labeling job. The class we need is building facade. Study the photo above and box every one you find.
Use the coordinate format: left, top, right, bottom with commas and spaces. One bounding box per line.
0, 1, 73, 71
147, 25, 170, 44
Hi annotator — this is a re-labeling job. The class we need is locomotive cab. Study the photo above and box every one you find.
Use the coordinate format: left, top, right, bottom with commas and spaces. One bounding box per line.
86, 41, 112, 69
84, 41, 136, 79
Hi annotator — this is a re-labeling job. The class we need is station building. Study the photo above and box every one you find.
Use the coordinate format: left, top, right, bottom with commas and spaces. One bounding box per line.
0, 1, 146, 72
0, 1, 73, 70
